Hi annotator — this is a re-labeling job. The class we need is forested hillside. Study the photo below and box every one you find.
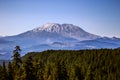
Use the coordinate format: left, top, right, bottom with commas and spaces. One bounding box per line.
0, 48, 120, 80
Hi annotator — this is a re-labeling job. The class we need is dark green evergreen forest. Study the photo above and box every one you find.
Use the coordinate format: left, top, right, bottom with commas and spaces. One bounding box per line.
0, 47, 120, 80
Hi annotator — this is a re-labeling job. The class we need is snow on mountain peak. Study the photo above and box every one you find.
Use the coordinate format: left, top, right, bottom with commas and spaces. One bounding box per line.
32, 23, 84, 33
32, 23, 60, 32
31, 23, 100, 40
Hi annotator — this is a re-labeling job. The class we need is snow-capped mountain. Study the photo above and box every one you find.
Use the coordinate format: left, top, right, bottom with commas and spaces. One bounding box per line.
32, 23, 100, 40
0, 23, 120, 60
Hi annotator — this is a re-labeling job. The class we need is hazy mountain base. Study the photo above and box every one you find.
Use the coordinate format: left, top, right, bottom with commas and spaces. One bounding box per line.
1, 37, 120, 60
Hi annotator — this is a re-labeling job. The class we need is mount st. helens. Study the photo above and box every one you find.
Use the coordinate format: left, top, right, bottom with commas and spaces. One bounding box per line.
0, 23, 120, 59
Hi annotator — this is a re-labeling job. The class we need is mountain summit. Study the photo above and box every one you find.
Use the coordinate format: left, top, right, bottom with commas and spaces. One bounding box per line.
31, 23, 100, 41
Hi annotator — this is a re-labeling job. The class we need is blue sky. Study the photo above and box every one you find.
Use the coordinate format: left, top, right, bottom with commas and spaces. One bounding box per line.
0, 0, 120, 37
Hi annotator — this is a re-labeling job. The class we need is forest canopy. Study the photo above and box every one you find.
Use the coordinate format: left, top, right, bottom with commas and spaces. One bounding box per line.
0, 48, 120, 80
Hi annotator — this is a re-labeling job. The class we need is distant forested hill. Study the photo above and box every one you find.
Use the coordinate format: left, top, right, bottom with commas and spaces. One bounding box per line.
0, 49, 120, 80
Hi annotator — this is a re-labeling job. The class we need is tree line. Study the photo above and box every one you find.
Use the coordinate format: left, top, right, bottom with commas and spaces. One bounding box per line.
0, 46, 120, 80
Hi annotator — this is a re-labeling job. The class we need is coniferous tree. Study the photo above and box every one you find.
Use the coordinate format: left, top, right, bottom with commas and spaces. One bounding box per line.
13, 46, 22, 69
35, 61, 44, 80
57, 61, 68, 80
12, 46, 22, 79
21, 56, 36, 80
8, 62, 14, 80
1, 61, 8, 80
69, 65, 84, 80
85, 64, 93, 80
43, 62, 51, 80
0, 65, 2, 79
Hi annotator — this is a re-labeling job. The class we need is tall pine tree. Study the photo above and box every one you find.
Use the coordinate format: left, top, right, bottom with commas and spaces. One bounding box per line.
12, 46, 22, 79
